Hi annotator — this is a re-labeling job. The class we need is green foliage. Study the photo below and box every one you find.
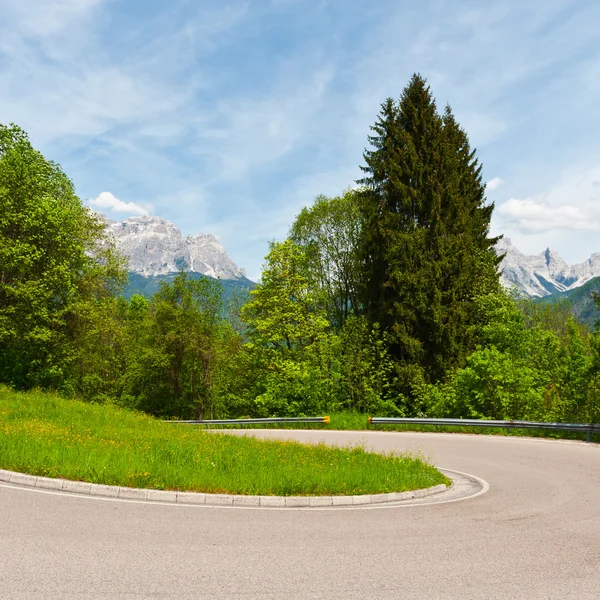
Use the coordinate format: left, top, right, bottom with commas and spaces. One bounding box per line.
123, 272, 224, 419
357, 75, 501, 390
416, 289, 600, 424
124, 270, 256, 315
289, 189, 362, 328
4, 115, 599, 432
0, 123, 126, 390
240, 241, 339, 416
337, 316, 403, 415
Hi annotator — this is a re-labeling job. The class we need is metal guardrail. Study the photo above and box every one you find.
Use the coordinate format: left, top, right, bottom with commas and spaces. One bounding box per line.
368, 417, 600, 442
164, 416, 331, 426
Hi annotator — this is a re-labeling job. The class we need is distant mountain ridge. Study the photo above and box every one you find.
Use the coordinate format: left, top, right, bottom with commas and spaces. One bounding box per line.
104, 215, 248, 280
123, 271, 256, 307
536, 276, 600, 328
495, 238, 600, 298
103, 214, 600, 304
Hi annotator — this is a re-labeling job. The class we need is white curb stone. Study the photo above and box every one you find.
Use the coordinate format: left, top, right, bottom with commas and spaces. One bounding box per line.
396, 491, 414, 501
259, 496, 286, 507
233, 495, 260, 507
352, 494, 372, 505
62, 480, 92, 494
118, 487, 149, 500
370, 493, 393, 504
91, 484, 120, 497
285, 496, 310, 508
148, 490, 178, 503
309, 496, 333, 507
205, 494, 233, 506
331, 495, 354, 506
177, 491, 206, 505
36, 476, 64, 491
10, 473, 37, 487
0, 467, 449, 508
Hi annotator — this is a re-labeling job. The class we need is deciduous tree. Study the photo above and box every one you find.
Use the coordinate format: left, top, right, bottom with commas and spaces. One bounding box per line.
289, 189, 362, 328
0, 123, 125, 389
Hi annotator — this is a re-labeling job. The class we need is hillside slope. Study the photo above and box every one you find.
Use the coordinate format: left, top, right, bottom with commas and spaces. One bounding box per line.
124, 271, 256, 303
536, 275, 600, 329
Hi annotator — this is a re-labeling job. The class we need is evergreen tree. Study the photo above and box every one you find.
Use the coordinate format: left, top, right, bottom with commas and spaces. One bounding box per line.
358, 74, 502, 391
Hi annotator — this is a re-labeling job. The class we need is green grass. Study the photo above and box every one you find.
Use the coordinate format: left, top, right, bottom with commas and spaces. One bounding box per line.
0, 388, 449, 496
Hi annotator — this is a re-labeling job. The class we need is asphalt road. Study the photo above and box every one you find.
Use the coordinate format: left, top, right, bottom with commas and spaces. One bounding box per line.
1, 430, 599, 599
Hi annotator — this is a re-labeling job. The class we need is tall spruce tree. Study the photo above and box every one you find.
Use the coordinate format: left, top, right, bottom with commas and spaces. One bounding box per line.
358, 74, 502, 391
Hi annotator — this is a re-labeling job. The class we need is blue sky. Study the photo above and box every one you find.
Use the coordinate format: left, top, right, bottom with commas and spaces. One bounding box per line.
1, 0, 600, 280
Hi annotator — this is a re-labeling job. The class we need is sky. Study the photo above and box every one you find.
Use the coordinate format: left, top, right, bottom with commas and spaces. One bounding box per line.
1, 0, 600, 281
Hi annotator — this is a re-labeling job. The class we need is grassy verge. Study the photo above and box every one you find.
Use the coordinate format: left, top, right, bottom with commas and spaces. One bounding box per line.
0, 388, 449, 496
205, 411, 600, 443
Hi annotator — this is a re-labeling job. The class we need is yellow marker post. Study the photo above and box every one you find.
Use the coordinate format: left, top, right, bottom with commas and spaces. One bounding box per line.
323, 416, 331, 424
368, 416, 372, 425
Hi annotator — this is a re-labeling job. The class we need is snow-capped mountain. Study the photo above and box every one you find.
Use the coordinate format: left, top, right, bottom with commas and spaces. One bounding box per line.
495, 238, 600, 297
104, 215, 247, 280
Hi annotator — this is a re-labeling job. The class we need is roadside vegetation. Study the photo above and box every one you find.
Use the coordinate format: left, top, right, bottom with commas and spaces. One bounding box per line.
2, 73, 600, 457
0, 387, 449, 495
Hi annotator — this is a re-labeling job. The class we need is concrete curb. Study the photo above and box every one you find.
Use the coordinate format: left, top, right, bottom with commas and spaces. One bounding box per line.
0, 468, 448, 508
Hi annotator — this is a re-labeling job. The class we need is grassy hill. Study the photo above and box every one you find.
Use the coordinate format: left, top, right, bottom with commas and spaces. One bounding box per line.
0, 387, 448, 495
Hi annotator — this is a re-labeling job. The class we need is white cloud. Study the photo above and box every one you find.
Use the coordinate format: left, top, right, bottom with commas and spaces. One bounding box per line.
487, 177, 503, 190
497, 164, 600, 233
90, 192, 150, 216
498, 198, 600, 232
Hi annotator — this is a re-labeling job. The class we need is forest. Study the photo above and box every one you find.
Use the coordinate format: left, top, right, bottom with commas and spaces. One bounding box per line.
2, 74, 599, 425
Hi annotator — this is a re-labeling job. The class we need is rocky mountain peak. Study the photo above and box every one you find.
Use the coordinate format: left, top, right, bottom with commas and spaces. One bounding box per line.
104, 214, 247, 280
495, 240, 600, 297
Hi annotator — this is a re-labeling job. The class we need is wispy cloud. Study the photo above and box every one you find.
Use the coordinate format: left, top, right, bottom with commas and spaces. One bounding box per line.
193, 65, 334, 182
497, 164, 600, 233
487, 177, 503, 191
2, 0, 600, 277
499, 198, 600, 233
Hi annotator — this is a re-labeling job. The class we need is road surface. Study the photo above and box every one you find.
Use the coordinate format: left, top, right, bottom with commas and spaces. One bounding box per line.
1, 430, 599, 599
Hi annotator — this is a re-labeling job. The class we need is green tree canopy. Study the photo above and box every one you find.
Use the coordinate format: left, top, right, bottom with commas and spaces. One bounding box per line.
0, 123, 125, 389
358, 74, 502, 390
289, 189, 362, 328
241, 241, 338, 416
125, 272, 224, 418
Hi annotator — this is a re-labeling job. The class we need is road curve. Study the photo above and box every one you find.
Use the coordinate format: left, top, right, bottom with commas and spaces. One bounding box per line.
1, 430, 599, 599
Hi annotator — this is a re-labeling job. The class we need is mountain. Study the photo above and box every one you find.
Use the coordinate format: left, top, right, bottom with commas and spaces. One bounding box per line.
99, 214, 255, 302
495, 238, 600, 298
533, 276, 600, 329
105, 215, 247, 280
123, 271, 255, 305
104, 215, 600, 320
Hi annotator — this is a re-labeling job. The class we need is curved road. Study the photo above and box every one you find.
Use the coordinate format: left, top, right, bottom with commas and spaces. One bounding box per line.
1, 430, 599, 599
